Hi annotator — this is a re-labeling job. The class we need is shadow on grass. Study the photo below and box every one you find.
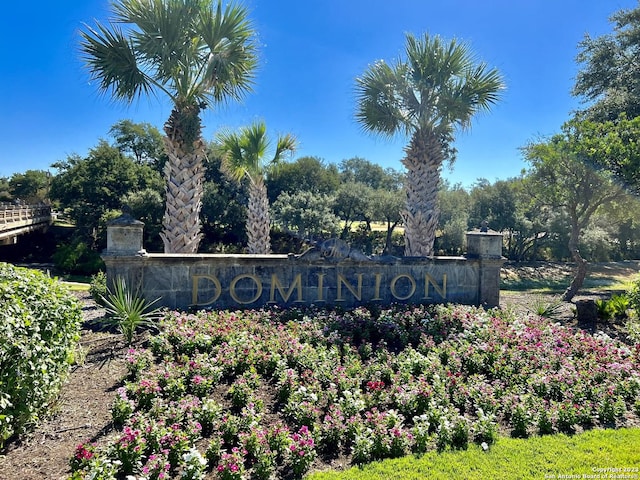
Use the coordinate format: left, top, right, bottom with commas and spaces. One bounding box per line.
501, 278, 569, 293
501, 261, 640, 294
501, 276, 625, 293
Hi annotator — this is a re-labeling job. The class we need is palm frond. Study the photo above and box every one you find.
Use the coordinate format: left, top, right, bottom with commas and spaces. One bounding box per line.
355, 60, 412, 137
217, 121, 296, 184
79, 22, 152, 102
196, 1, 258, 104
81, 0, 257, 108
401, 32, 505, 133
216, 129, 247, 182
273, 133, 298, 163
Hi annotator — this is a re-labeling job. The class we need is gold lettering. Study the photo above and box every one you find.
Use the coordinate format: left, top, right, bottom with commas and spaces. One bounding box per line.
269, 274, 303, 303
316, 273, 326, 302
191, 274, 222, 306
229, 274, 263, 304
372, 273, 383, 300
390, 274, 416, 300
336, 273, 363, 301
424, 273, 447, 299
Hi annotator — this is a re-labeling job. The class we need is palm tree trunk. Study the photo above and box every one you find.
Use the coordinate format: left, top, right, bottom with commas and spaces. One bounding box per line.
401, 131, 444, 257
160, 104, 204, 253
246, 176, 271, 254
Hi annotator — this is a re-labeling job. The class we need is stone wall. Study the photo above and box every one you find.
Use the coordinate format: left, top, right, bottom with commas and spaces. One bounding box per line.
102, 215, 505, 310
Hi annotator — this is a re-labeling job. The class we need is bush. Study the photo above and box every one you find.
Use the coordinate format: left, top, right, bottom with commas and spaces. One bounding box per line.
53, 237, 104, 275
89, 271, 107, 306
595, 294, 629, 320
625, 277, 640, 314
0, 263, 82, 447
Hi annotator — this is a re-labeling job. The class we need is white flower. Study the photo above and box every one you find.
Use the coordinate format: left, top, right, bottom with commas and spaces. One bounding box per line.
183, 448, 207, 466
481, 442, 489, 451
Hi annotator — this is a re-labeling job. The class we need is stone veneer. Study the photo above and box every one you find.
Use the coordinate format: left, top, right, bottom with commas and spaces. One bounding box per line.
102, 215, 505, 310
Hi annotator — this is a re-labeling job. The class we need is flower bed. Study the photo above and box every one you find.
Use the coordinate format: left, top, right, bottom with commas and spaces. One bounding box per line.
70, 304, 640, 479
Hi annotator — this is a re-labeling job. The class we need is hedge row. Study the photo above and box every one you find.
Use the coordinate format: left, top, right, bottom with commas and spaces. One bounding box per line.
0, 262, 82, 447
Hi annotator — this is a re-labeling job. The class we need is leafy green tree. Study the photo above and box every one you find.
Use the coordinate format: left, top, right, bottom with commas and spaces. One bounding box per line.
80, 0, 257, 253
469, 176, 552, 262
334, 182, 374, 237
50, 141, 163, 246
564, 114, 640, 193
573, 3, 640, 121
121, 188, 165, 251
437, 182, 470, 255
201, 180, 246, 249
523, 123, 629, 300
271, 190, 340, 241
9, 170, 51, 203
199, 148, 247, 251
599, 195, 640, 259
216, 121, 297, 254
355, 32, 504, 256
0, 178, 10, 202
371, 188, 404, 254
266, 156, 340, 203
110, 119, 168, 172
339, 157, 403, 191
468, 178, 517, 232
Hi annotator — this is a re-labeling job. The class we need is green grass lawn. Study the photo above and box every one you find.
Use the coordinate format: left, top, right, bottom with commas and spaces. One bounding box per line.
309, 428, 640, 479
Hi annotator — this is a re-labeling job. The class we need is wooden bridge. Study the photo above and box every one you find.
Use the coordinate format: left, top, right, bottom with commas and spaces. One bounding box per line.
0, 204, 53, 245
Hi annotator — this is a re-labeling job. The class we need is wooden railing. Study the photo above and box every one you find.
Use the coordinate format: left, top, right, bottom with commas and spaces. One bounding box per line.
0, 203, 52, 232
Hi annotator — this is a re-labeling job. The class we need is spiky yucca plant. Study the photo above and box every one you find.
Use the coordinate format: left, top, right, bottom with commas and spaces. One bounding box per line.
99, 277, 162, 344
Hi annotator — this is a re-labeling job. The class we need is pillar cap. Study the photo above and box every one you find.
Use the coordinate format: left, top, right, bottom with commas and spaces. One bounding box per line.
107, 212, 144, 226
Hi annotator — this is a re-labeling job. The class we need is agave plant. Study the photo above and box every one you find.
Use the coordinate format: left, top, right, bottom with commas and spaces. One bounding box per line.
530, 297, 565, 321
99, 277, 162, 344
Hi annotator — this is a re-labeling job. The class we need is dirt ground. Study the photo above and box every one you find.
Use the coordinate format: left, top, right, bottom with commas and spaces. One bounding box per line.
1, 261, 639, 480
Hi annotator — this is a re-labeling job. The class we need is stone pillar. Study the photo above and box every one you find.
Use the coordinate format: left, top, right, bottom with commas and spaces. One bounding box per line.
466, 230, 505, 307
102, 212, 146, 291
106, 212, 145, 255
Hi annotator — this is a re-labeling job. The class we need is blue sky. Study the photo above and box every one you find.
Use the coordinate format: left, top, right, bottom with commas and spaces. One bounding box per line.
0, 1, 635, 187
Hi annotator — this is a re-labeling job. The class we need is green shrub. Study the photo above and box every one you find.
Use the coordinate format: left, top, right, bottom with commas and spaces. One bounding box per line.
625, 276, 640, 313
89, 271, 107, 306
595, 299, 612, 319
626, 318, 640, 344
596, 294, 630, 320
0, 263, 82, 447
53, 238, 104, 275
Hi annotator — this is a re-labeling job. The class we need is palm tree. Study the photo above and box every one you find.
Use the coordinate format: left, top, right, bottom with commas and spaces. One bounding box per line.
216, 121, 297, 254
79, 0, 257, 253
355, 33, 504, 256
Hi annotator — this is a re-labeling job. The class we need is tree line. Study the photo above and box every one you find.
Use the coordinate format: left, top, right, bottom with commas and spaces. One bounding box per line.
2, 114, 640, 274
3, 0, 640, 303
